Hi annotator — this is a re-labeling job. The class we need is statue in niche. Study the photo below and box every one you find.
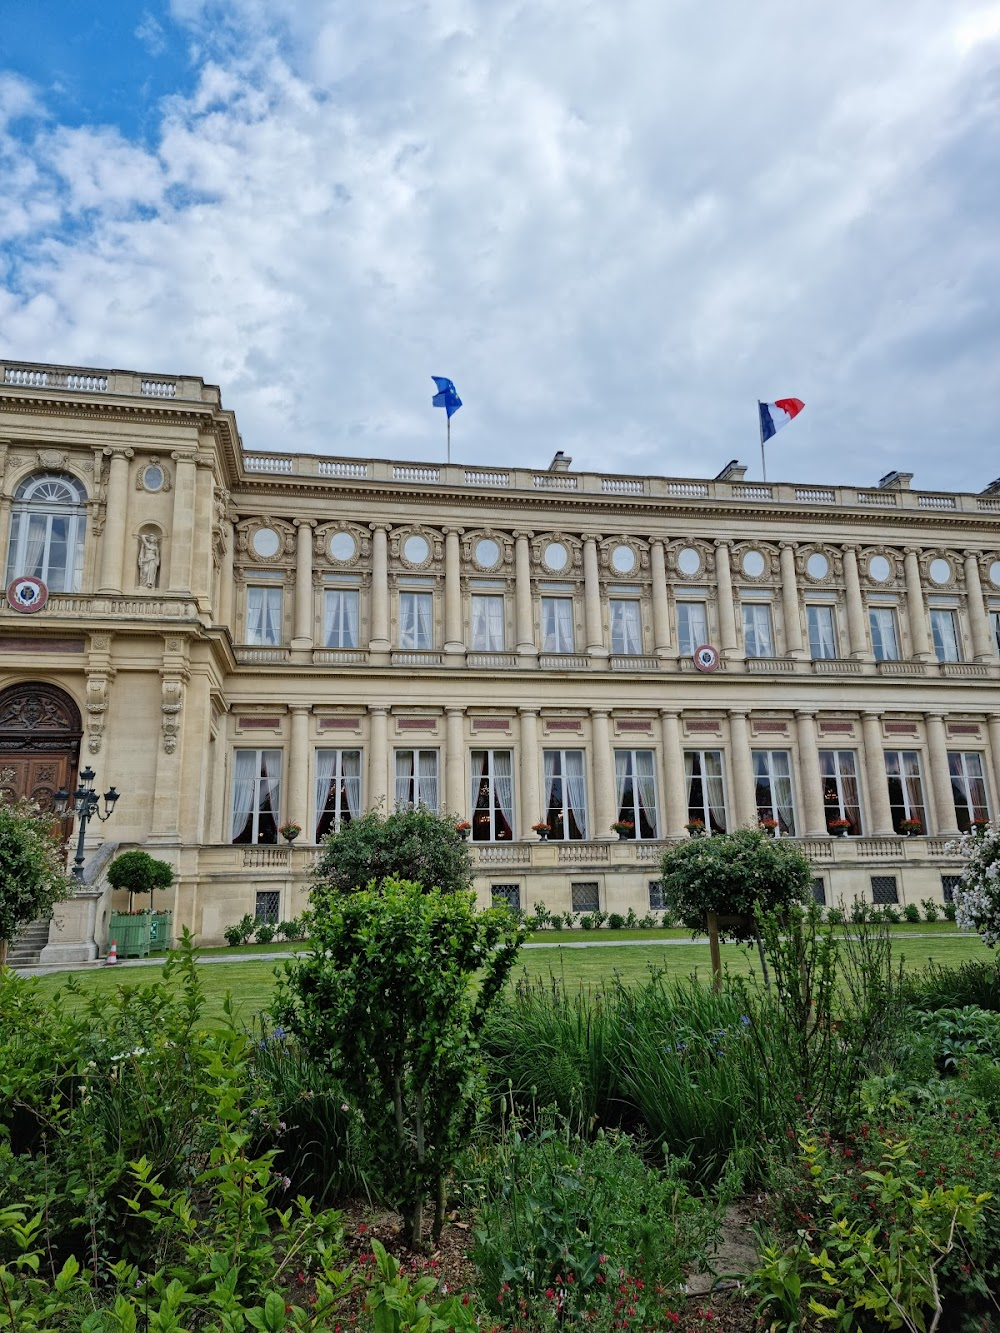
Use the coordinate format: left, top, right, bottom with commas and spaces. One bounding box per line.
138, 532, 161, 589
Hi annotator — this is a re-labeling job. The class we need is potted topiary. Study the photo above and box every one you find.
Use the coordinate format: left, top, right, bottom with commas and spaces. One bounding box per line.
611, 819, 635, 840
531, 821, 551, 840
828, 818, 851, 837
107, 850, 175, 957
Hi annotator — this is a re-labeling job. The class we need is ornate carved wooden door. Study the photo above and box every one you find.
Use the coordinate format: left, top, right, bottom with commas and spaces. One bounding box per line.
0, 683, 82, 840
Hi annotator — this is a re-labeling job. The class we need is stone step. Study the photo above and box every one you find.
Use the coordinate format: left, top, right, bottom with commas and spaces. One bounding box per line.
7, 918, 52, 967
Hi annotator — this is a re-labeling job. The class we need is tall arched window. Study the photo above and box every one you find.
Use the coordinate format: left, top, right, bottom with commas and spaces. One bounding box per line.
5, 472, 87, 593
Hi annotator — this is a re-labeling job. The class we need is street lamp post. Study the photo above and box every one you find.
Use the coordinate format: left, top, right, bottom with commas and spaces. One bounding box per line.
54, 767, 121, 882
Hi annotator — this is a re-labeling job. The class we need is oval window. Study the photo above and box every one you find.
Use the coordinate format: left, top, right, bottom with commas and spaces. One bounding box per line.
806, 552, 829, 580
741, 549, 766, 578
677, 546, 701, 576
929, 558, 951, 586
475, 537, 501, 568
143, 465, 164, 492
990, 560, 1000, 588
868, 554, 891, 583
611, 544, 636, 574
403, 534, 430, 565
544, 541, 569, 572
329, 531, 357, 562
252, 527, 281, 559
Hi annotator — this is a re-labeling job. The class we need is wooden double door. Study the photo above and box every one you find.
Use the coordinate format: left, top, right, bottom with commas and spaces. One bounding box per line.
0, 683, 82, 838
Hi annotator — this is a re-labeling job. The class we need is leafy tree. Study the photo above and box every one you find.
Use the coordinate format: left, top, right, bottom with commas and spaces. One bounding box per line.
0, 788, 68, 970
312, 807, 473, 898
952, 824, 1000, 946
659, 827, 813, 987
276, 877, 525, 1246
107, 849, 175, 912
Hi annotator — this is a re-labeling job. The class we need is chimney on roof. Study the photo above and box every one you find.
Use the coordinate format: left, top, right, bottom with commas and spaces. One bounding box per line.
878, 470, 913, 491
715, 459, 747, 482
548, 451, 572, 472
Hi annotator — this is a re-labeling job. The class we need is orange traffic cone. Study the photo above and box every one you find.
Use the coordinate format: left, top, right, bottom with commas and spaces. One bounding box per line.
106, 939, 119, 966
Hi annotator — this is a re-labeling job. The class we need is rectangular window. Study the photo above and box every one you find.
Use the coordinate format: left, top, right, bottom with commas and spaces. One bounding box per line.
394, 749, 440, 812
871, 876, 899, 905
399, 591, 433, 650
541, 597, 575, 653
869, 607, 900, 661
610, 600, 643, 655
948, 751, 990, 830
648, 880, 665, 910
941, 874, 960, 904
752, 750, 796, 835
491, 883, 521, 910
819, 750, 863, 834
314, 749, 362, 841
676, 601, 708, 657
255, 890, 280, 924
884, 750, 927, 834
684, 750, 728, 833
470, 749, 515, 841
571, 882, 600, 913
614, 750, 659, 838
991, 611, 1000, 655
231, 749, 282, 844
742, 603, 774, 658
323, 589, 359, 648
807, 605, 838, 659
471, 594, 505, 651
930, 609, 961, 662
812, 878, 827, 907
543, 749, 588, 840
246, 587, 283, 646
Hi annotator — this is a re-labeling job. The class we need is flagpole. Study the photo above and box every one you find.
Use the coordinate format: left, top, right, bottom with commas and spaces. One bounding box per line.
758, 402, 767, 483
447, 414, 451, 466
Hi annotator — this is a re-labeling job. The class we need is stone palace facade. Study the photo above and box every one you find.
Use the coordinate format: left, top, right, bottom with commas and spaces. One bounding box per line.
1, 359, 999, 956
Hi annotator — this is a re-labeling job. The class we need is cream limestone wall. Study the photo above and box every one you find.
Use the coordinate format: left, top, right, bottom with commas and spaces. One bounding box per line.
1, 360, 998, 947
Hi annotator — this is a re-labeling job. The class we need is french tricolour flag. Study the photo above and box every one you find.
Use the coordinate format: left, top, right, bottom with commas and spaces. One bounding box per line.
758, 398, 805, 441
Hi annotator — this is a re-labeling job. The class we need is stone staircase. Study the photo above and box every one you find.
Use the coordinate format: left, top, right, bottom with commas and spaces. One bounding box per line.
8, 918, 52, 968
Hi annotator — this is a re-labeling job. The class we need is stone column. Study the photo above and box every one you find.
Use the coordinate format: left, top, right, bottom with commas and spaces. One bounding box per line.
727, 710, 756, 826
904, 549, 932, 660
292, 521, 314, 648
714, 542, 739, 656
795, 710, 827, 835
287, 705, 311, 837
861, 712, 895, 835
590, 709, 616, 838
583, 536, 607, 659
659, 710, 688, 836
514, 532, 536, 659
98, 447, 133, 593
780, 543, 805, 657
191, 456, 215, 604
368, 706, 389, 812
445, 708, 466, 818
650, 539, 674, 659
444, 528, 465, 659
369, 525, 390, 654
842, 546, 871, 660
148, 645, 188, 843
965, 553, 995, 661
218, 518, 235, 631
988, 716, 1000, 810
168, 453, 197, 593
925, 712, 959, 836
519, 708, 540, 838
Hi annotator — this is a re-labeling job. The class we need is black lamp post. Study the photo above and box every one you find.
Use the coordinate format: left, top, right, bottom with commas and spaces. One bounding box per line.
54, 767, 121, 882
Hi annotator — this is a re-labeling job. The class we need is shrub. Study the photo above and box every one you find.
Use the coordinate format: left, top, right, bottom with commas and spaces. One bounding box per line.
951, 824, 1000, 945
902, 956, 1000, 1012
579, 913, 595, 930
910, 1005, 1000, 1074
224, 913, 256, 946
922, 897, 941, 923
624, 907, 639, 928
849, 897, 870, 924
607, 912, 625, 930
0, 785, 68, 970
531, 902, 552, 930
945, 901, 958, 921
312, 806, 473, 898
825, 905, 844, 924
276, 917, 305, 941
903, 902, 921, 923
254, 921, 276, 944
549, 914, 564, 932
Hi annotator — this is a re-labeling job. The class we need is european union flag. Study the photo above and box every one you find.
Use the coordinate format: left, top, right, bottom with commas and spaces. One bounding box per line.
431, 376, 462, 418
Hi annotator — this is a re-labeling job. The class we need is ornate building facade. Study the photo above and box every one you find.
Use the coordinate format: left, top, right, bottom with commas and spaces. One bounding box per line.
1, 359, 998, 957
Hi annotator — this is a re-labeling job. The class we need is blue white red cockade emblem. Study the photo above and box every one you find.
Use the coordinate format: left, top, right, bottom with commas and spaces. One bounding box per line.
6, 576, 48, 613
693, 644, 720, 672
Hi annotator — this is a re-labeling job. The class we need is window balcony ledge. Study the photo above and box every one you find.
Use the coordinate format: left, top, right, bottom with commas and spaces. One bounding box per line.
235, 646, 292, 664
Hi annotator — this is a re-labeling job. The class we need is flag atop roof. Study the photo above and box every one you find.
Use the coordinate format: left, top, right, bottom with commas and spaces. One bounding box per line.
758, 398, 805, 442
431, 376, 462, 419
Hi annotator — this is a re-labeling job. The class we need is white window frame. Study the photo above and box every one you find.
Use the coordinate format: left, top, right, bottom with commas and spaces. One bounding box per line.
819, 750, 863, 834
394, 749, 440, 812
930, 608, 961, 663
315, 748, 362, 841
684, 750, 728, 833
399, 591, 434, 650
541, 596, 575, 653
471, 594, 506, 651
613, 749, 659, 838
609, 599, 643, 655
948, 751, 990, 830
543, 749, 589, 840
806, 604, 838, 660
6, 472, 87, 593
676, 601, 708, 656
231, 748, 282, 844
884, 750, 927, 833
752, 749, 796, 835
869, 606, 900, 661
742, 602, 775, 658
246, 586, 283, 646
323, 589, 360, 648
470, 749, 515, 842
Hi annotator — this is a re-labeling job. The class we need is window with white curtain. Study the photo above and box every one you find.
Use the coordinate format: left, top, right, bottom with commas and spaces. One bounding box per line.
948, 751, 990, 830
231, 749, 282, 844
399, 591, 433, 649
246, 587, 283, 646
807, 605, 838, 659
752, 750, 796, 834
614, 749, 658, 838
543, 749, 588, 840
990, 611, 1000, 655
541, 597, 575, 652
869, 607, 900, 660
324, 590, 359, 648
470, 749, 514, 841
394, 749, 440, 812
6, 472, 87, 593
676, 601, 708, 656
609, 600, 643, 655
314, 749, 362, 840
684, 750, 728, 832
471, 595, 505, 651
819, 750, 862, 834
884, 751, 927, 833
930, 609, 961, 662
742, 603, 774, 658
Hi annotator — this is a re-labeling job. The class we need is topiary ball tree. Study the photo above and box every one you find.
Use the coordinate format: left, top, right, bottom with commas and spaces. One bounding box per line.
312, 807, 473, 900
107, 850, 175, 913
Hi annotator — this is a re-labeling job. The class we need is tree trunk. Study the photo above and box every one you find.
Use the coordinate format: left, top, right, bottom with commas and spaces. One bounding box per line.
432, 1174, 447, 1245
754, 927, 771, 995
0, 937, 8, 972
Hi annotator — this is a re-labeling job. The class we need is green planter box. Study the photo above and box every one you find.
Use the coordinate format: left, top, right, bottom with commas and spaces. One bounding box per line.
108, 911, 173, 958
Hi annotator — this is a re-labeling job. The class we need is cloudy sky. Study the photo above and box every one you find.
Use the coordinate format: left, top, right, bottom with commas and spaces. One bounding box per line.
1, 1, 998, 491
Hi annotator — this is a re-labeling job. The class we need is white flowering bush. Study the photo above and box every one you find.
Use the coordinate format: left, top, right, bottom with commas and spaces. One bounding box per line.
951, 823, 1000, 946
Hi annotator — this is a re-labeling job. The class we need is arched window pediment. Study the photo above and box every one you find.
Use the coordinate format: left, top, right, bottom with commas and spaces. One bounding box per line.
6, 471, 87, 593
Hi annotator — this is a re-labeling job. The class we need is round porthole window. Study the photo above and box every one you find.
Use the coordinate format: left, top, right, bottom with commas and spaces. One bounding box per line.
403, 534, 430, 565
677, 546, 701, 577
929, 558, 952, 586
806, 552, 829, 580
475, 537, 501, 569
142, 464, 164, 492
544, 541, 569, 572
990, 560, 1000, 588
252, 527, 281, 559
329, 531, 357, 562
868, 554, 892, 583
611, 544, 636, 574
741, 549, 766, 578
